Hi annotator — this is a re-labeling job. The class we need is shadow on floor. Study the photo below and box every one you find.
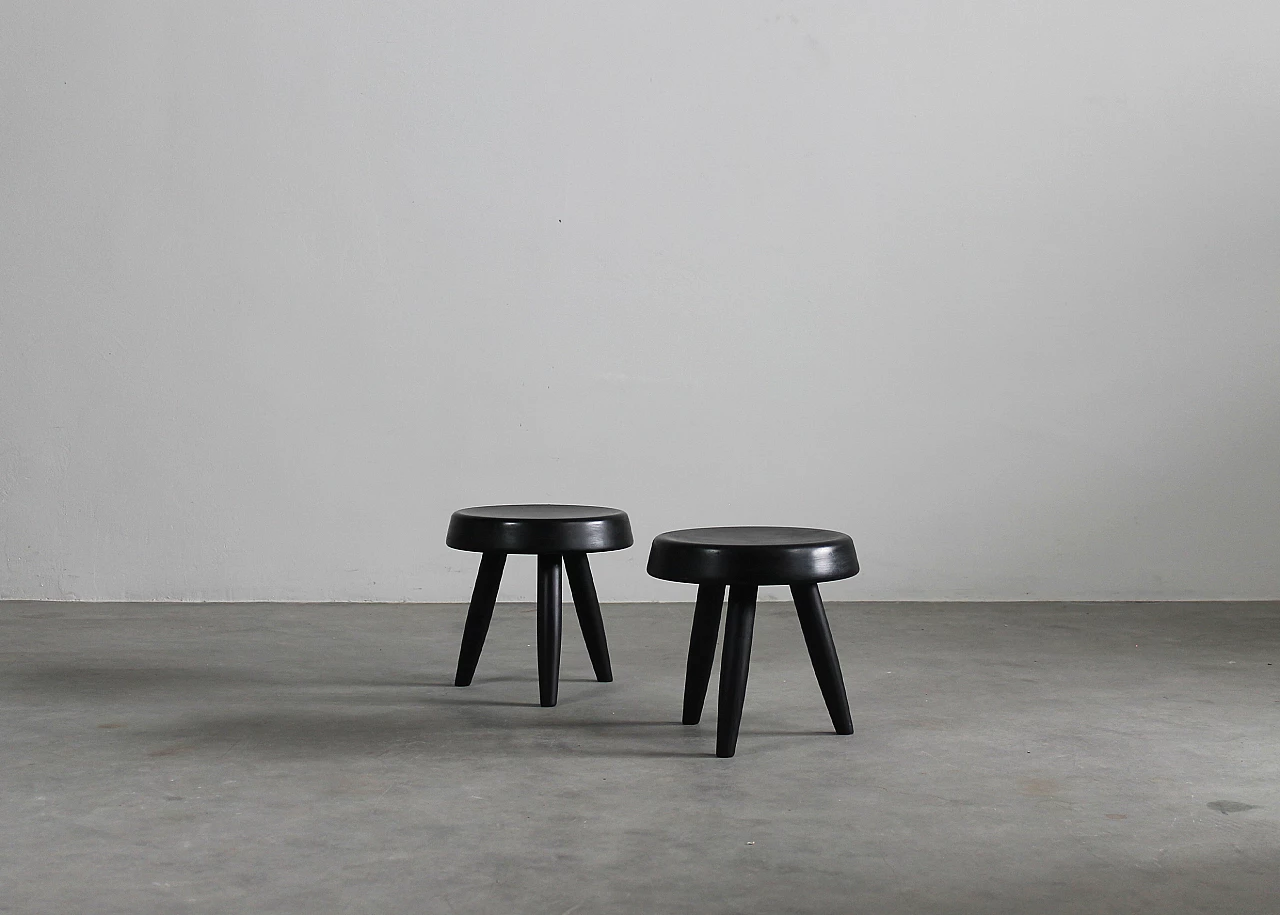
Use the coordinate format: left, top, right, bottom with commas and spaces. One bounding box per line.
12, 661, 852, 760
116, 707, 723, 761
4, 664, 288, 694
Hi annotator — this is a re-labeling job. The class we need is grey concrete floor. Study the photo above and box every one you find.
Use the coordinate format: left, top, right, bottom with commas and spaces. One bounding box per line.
1, 600, 1278, 914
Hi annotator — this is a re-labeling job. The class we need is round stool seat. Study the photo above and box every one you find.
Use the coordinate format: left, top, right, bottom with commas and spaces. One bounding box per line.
647, 526, 858, 585
446, 504, 633, 555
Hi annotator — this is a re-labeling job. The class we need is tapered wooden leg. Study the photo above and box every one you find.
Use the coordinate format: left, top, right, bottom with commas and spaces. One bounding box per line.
537, 553, 563, 707
791, 583, 854, 735
455, 552, 507, 687
563, 553, 612, 682
682, 584, 725, 725
716, 585, 757, 758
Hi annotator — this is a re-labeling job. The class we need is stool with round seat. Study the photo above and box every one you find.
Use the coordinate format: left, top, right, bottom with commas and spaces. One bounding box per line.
447, 504, 633, 707
647, 526, 859, 757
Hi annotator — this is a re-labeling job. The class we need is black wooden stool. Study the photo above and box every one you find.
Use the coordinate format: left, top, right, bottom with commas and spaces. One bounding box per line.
447, 504, 633, 707
647, 527, 859, 757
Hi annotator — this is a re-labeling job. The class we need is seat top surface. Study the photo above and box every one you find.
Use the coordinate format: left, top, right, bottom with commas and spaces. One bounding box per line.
452, 504, 626, 523
655, 527, 848, 548
647, 526, 858, 585
447, 504, 633, 554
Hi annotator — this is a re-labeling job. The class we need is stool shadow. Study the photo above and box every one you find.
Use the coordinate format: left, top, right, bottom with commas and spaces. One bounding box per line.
469, 675, 602, 685
532, 718, 674, 729
7, 664, 285, 694
330, 676, 600, 688
300, 677, 622, 711
123, 707, 707, 760
530, 718, 711, 758
421, 697, 532, 709
35, 664, 734, 759
340, 675, 593, 685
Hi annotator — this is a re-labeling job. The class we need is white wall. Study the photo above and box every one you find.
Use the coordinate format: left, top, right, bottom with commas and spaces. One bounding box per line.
3, 2, 1279, 602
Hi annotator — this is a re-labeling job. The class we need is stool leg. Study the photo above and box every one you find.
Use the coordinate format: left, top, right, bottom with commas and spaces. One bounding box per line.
717, 584, 758, 758
537, 553, 563, 707
791, 583, 854, 735
455, 551, 507, 687
563, 553, 612, 682
682, 584, 725, 725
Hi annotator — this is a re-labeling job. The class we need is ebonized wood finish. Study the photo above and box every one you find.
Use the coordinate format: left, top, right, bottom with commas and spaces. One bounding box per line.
449, 504, 631, 707
648, 526, 858, 757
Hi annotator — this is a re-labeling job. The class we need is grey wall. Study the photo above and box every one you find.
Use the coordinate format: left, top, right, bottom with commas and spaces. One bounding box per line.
4, 2, 1279, 602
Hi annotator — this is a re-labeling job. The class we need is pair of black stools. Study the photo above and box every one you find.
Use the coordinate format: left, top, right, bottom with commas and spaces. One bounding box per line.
447, 504, 859, 758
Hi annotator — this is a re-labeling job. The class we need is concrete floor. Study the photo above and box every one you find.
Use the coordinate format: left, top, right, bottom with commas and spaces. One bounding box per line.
1, 600, 1277, 914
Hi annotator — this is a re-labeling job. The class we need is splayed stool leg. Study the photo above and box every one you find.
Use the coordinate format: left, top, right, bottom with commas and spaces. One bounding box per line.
455, 551, 507, 687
